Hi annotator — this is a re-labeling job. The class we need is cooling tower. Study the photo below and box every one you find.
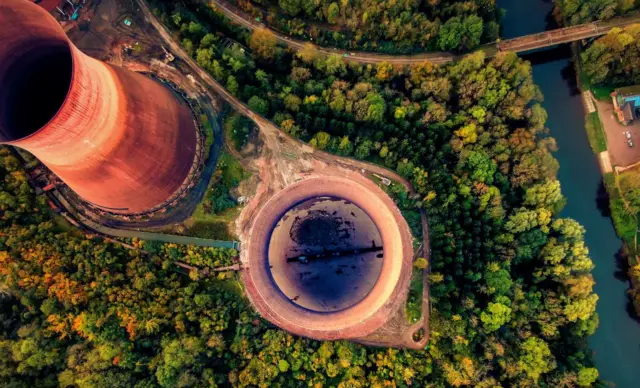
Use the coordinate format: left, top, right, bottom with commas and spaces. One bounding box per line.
0, 0, 198, 213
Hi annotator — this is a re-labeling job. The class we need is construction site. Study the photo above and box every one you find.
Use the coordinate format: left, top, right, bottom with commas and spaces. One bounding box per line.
0, 0, 431, 348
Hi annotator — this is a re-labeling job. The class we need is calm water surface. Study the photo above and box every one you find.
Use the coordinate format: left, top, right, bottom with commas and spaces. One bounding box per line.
498, 1, 640, 386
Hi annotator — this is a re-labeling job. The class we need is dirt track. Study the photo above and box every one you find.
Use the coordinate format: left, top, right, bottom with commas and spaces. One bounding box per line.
210, 0, 457, 65
135, 0, 432, 347
212, 0, 640, 61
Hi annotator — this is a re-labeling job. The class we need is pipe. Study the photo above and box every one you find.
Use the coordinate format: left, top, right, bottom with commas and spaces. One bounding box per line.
0, 0, 198, 214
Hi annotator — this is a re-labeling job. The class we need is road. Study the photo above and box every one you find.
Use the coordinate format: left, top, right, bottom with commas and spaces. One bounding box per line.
52, 189, 240, 249
498, 14, 640, 53
213, 0, 640, 60
135, 0, 421, 197
137, 0, 431, 342
211, 0, 457, 65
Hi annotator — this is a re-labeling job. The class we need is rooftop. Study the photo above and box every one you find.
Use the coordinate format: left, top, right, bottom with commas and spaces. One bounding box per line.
617, 85, 640, 98
623, 102, 635, 123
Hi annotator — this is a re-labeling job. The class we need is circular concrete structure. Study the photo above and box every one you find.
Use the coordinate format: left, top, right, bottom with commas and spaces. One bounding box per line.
0, 0, 198, 214
244, 174, 414, 340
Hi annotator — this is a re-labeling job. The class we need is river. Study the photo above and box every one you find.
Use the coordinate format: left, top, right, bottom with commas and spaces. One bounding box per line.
498, 0, 640, 386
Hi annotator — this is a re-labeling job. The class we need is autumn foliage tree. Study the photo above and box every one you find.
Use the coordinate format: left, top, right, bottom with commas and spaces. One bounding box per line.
248, 28, 278, 61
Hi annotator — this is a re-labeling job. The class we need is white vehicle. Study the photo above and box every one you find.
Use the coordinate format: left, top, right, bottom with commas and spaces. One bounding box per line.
625, 131, 632, 139
628, 139, 634, 148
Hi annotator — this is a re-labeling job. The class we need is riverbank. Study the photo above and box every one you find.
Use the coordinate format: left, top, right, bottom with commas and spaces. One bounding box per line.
495, 0, 640, 384
571, 40, 640, 318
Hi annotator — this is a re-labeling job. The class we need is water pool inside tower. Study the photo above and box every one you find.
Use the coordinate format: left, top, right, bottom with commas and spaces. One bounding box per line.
0, 43, 72, 140
268, 197, 384, 312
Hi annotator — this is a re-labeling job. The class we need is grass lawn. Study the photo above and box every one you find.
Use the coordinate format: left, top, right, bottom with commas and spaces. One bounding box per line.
585, 112, 608, 153
218, 152, 250, 187
187, 152, 250, 240
405, 267, 424, 323
604, 172, 638, 249
50, 213, 76, 233
591, 84, 616, 101
200, 113, 215, 159
578, 65, 615, 101
224, 112, 254, 151
185, 219, 236, 240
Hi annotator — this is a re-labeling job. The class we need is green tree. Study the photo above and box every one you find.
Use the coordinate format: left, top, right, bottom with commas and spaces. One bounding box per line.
226, 75, 239, 95
480, 302, 512, 331
278, 0, 302, 16
249, 28, 278, 61
284, 94, 302, 112
484, 268, 513, 295
438, 17, 463, 50
310, 131, 331, 149
518, 337, 556, 381
577, 367, 599, 386
327, 2, 340, 24
248, 95, 269, 115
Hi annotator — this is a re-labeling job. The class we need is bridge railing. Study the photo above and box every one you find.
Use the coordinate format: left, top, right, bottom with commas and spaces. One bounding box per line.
496, 14, 640, 52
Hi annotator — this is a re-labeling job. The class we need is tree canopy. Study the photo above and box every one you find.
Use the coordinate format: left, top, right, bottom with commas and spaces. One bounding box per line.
0, 2, 603, 386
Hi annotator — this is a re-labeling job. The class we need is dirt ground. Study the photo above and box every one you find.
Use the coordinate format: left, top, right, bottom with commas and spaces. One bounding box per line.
596, 100, 640, 167
66, 0, 164, 62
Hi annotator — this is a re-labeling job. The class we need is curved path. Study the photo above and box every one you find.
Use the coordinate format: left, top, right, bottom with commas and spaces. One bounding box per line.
52, 189, 239, 249
211, 0, 457, 64
136, 0, 431, 346
135, 0, 418, 196
213, 0, 640, 60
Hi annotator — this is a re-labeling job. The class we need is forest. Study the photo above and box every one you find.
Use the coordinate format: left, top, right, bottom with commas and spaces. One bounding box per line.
581, 24, 640, 86
555, 0, 640, 25
229, 0, 500, 53
0, 1, 603, 387
571, 14, 640, 315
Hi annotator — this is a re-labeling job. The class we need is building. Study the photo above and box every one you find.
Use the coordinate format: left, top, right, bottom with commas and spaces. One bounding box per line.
0, 0, 199, 214
612, 85, 640, 125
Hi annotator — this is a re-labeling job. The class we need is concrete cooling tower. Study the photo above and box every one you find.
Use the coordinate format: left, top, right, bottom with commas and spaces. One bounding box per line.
0, 0, 198, 213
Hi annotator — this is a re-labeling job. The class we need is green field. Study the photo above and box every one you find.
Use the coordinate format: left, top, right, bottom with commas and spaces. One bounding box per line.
604, 172, 638, 250
585, 112, 608, 153
188, 153, 250, 240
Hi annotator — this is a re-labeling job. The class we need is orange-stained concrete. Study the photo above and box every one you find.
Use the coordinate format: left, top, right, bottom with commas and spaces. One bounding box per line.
0, 0, 197, 213
243, 174, 414, 340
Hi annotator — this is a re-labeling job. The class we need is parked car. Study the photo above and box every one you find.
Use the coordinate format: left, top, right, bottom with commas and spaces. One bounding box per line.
625, 131, 632, 139
628, 139, 634, 147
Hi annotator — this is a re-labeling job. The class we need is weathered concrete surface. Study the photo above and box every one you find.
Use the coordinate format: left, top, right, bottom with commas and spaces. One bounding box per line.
269, 197, 383, 312
0, 0, 197, 213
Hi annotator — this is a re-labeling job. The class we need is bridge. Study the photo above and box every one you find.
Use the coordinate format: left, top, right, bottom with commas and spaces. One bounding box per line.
497, 15, 640, 54
210, 0, 640, 63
